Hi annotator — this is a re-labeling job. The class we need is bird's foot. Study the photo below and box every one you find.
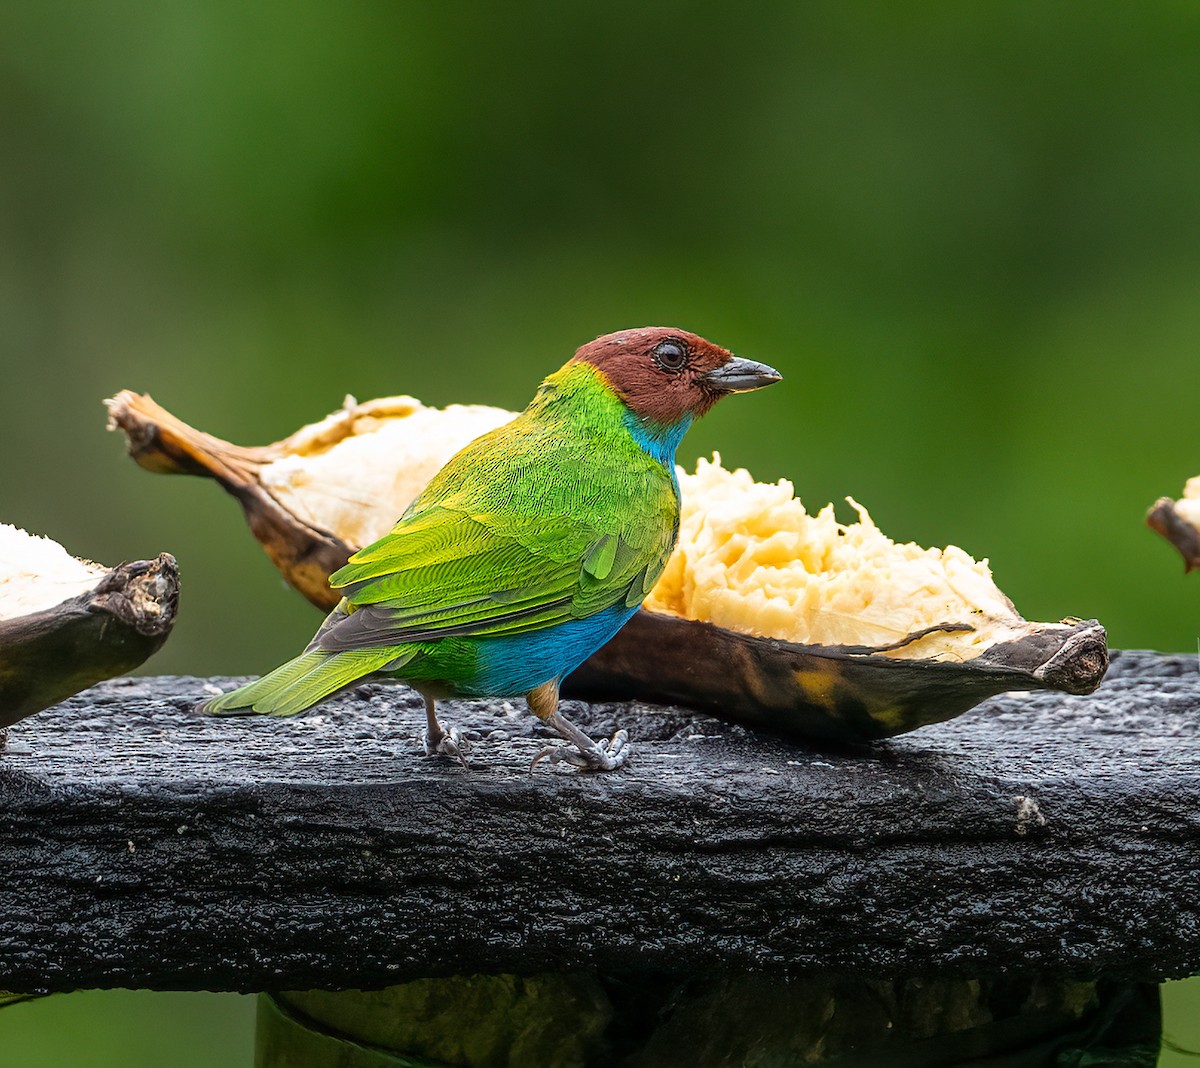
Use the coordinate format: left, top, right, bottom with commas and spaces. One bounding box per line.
531, 728, 629, 773
423, 721, 471, 769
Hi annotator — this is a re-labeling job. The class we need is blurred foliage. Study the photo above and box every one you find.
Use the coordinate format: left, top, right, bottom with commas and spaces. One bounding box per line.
2, 2, 1199, 1064
1163, 978, 1200, 1065
2, 2, 1199, 674
1, 991, 253, 1067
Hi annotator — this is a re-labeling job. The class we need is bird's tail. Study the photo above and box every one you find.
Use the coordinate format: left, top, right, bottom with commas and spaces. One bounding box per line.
199, 647, 414, 717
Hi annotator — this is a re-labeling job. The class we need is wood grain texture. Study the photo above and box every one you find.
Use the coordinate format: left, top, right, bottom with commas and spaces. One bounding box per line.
0, 650, 1197, 994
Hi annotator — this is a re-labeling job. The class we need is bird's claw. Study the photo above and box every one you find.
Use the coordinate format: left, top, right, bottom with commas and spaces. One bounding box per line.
423, 722, 471, 769
530, 745, 591, 770
531, 728, 630, 773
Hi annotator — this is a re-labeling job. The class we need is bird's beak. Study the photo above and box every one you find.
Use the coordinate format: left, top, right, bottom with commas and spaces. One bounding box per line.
701, 356, 782, 393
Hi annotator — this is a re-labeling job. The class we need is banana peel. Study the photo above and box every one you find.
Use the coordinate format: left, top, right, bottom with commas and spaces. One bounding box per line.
106, 391, 1107, 743
567, 612, 1106, 742
1147, 479, 1200, 572
0, 524, 178, 732
105, 391, 512, 610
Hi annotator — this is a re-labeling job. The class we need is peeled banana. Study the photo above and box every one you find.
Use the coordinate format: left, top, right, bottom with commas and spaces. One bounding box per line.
1147, 477, 1200, 571
107, 391, 1106, 743
0, 523, 178, 732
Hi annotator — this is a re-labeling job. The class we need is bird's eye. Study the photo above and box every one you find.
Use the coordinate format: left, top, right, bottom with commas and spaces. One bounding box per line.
653, 339, 689, 372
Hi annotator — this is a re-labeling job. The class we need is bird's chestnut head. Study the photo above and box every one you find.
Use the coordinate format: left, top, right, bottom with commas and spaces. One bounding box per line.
573, 327, 781, 426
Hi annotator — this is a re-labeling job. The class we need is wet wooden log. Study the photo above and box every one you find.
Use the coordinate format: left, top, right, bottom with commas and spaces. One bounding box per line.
0, 650, 1197, 995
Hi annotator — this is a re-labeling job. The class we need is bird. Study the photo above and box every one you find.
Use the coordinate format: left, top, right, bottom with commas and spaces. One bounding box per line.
201, 327, 781, 771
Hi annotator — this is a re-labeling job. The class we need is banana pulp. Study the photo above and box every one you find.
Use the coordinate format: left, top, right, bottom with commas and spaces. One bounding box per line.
0, 524, 108, 620
255, 396, 514, 549
647, 457, 1028, 662
1172, 476, 1200, 528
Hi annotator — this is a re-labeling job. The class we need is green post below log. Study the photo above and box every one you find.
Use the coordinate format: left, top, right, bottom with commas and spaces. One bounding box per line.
254, 974, 1161, 1067
256, 974, 610, 1068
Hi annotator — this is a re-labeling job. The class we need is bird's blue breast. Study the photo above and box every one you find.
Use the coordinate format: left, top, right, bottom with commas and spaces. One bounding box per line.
463, 603, 638, 697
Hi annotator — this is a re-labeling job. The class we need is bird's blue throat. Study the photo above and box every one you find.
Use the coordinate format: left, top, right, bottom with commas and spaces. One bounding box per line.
623, 411, 693, 469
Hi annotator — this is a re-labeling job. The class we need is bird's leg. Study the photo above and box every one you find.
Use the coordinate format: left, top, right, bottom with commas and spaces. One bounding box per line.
528, 680, 629, 772
421, 694, 469, 768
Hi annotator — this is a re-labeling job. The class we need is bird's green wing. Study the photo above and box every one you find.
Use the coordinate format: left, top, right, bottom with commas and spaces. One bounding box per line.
320, 505, 670, 652
318, 379, 678, 653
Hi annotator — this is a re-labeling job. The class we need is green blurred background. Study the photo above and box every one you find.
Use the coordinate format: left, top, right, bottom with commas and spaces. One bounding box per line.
2, 2, 1198, 1064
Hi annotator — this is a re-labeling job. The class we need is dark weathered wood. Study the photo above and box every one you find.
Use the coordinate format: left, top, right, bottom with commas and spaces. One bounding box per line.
0, 650, 1197, 994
